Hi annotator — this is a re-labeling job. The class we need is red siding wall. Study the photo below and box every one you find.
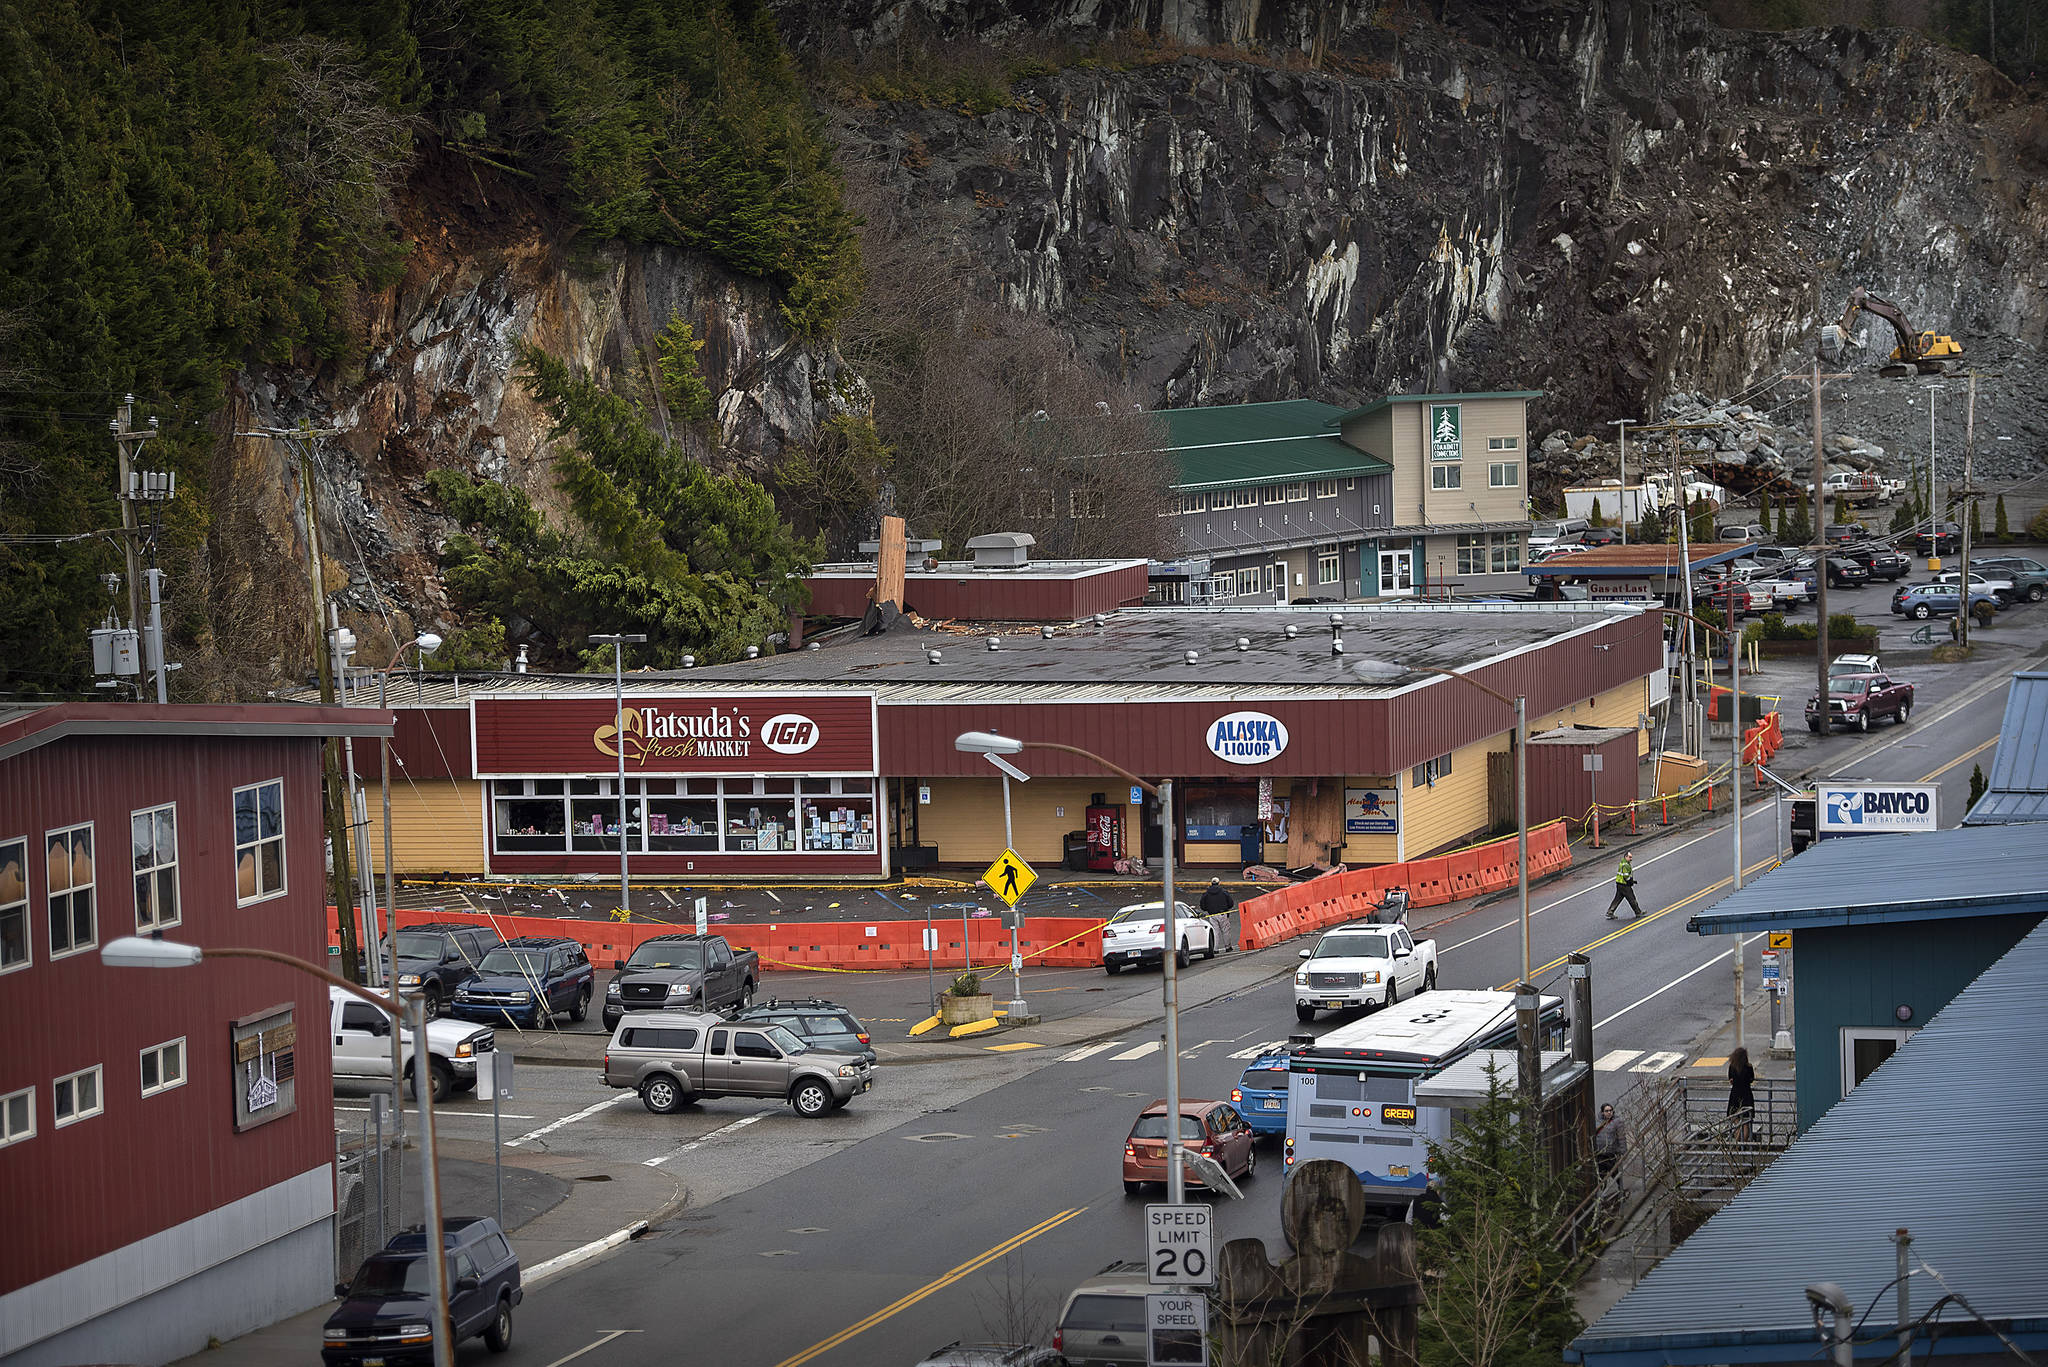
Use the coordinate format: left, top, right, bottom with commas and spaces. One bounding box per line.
0, 734, 335, 1294
805, 563, 1149, 623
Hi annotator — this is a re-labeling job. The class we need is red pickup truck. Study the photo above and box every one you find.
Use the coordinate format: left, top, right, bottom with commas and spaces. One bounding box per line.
1805, 671, 1915, 734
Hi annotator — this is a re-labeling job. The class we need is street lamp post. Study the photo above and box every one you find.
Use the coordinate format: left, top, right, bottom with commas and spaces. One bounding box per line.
1414, 669, 1530, 987
591, 634, 647, 918
104, 935, 456, 1367
953, 732, 1187, 1200
1666, 606, 1746, 1050
377, 632, 441, 1137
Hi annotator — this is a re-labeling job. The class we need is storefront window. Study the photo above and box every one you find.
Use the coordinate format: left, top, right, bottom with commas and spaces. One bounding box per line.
1183, 783, 1257, 841
494, 780, 568, 852
725, 792, 797, 853
802, 789, 876, 852
572, 797, 642, 852
645, 798, 719, 852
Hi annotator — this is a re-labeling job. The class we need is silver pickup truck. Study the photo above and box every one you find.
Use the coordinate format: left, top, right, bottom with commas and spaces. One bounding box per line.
601, 1010, 874, 1118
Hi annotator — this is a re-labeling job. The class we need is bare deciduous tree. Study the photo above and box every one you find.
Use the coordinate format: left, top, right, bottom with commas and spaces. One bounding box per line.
265, 38, 415, 251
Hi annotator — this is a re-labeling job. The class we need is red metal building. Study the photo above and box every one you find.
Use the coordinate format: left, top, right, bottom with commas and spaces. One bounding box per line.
0, 702, 390, 1367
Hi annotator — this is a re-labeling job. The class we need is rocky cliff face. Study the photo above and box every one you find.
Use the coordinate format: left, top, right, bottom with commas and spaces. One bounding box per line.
221, 159, 857, 668
227, 3, 2048, 672
802, 1, 2048, 433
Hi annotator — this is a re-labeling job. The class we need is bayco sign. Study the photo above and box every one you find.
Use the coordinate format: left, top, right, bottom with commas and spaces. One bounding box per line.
1815, 783, 1938, 838
1207, 711, 1289, 766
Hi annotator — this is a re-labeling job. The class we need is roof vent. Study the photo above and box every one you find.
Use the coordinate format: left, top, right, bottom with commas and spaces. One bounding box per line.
1185, 650, 1199, 665
1236, 637, 1250, 651
806, 641, 822, 651
965, 531, 1035, 569
987, 636, 1002, 651
1284, 625, 1299, 638
1041, 625, 1056, 639
927, 649, 943, 665
1093, 613, 1107, 627
682, 655, 696, 669
1332, 634, 1346, 655
745, 646, 760, 659
1329, 614, 1344, 628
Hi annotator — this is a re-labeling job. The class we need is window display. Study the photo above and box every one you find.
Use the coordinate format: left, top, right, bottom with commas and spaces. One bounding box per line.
487, 776, 876, 857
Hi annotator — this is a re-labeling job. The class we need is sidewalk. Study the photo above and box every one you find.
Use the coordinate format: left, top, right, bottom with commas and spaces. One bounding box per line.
171, 1141, 682, 1367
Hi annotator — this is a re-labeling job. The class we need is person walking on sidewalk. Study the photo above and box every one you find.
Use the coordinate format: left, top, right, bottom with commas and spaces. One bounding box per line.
1727, 1046, 1757, 1143
1605, 851, 1643, 920
1199, 878, 1236, 915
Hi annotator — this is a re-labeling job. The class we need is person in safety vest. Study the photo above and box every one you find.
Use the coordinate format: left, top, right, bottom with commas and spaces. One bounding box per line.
1605, 851, 1643, 920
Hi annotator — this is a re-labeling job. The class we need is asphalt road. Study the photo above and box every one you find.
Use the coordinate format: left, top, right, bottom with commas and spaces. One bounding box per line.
377, 653, 2017, 1367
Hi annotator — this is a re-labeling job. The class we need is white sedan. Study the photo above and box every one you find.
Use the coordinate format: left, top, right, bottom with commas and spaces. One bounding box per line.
1101, 901, 1218, 974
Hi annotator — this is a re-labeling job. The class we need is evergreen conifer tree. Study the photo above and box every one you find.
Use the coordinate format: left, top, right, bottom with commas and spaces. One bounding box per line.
1995, 494, 2011, 542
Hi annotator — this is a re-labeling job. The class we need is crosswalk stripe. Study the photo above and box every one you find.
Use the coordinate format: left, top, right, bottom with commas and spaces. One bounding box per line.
1592, 1049, 1645, 1072
1110, 1041, 1162, 1062
1058, 1042, 1122, 1062
1629, 1051, 1686, 1074
1227, 1041, 1287, 1060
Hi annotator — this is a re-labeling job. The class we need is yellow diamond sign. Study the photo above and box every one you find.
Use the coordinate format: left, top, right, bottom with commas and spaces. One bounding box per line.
981, 848, 1037, 907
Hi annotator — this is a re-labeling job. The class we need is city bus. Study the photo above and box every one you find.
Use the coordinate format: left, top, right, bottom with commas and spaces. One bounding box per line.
1282, 988, 1567, 1218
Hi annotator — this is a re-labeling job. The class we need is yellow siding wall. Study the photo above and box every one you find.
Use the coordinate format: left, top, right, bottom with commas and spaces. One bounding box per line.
366, 779, 487, 875
1398, 736, 1502, 856
1534, 678, 1652, 757
917, 778, 1131, 866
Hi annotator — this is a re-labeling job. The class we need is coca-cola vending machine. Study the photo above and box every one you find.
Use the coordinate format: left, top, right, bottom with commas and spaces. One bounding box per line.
1085, 795, 1125, 872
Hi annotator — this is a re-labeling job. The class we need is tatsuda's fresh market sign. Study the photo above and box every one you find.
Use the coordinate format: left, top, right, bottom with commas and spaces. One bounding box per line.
1206, 711, 1289, 765
472, 694, 877, 776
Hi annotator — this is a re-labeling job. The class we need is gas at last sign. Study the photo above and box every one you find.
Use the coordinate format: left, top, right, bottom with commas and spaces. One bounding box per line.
1815, 783, 1938, 837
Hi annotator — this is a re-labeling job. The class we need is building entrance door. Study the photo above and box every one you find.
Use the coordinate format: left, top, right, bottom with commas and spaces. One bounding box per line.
1378, 547, 1415, 597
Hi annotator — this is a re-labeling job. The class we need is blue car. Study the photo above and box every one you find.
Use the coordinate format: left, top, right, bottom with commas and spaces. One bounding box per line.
1890, 582, 1997, 620
449, 936, 594, 1028
1231, 1053, 1291, 1136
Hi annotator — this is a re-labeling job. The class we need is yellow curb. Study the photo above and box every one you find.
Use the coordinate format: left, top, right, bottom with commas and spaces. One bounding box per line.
986, 1041, 1042, 1052
949, 1018, 1001, 1038
1693, 1056, 1728, 1068
908, 1016, 941, 1036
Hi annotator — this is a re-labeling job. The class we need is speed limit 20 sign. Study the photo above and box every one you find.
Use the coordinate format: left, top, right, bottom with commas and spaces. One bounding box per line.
1146, 1204, 1214, 1286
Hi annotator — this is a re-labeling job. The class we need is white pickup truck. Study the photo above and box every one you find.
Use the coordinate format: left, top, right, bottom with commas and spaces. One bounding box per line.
1294, 921, 1438, 1021
329, 986, 496, 1102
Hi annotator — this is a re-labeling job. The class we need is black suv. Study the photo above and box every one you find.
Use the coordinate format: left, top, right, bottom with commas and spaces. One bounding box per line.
1915, 522, 1962, 556
730, 997, 877, 1063
1839, 543, 1910, 581
322, 1216, 521, 1364
392, 923, 502, 1020
449, 936, 595, 1029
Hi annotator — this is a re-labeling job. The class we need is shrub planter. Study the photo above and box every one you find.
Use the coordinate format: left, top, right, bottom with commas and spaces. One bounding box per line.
939, 993, 995, 1026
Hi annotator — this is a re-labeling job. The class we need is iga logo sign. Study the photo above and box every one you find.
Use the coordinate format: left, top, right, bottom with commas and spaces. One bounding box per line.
1816, 783, 1937, 836
1206, 711, 1289, 765
761, 713, 821, 755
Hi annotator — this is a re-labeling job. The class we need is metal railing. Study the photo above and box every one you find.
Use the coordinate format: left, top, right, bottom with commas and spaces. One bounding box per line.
335, 1114, 405, 1286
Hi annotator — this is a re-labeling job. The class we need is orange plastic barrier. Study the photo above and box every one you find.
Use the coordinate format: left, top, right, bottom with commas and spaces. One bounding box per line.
1407, 857, 1451, 907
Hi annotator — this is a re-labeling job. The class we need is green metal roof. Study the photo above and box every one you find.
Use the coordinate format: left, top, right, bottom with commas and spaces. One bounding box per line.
1151, 400, 1390, 491
1335, 391, 1543, 423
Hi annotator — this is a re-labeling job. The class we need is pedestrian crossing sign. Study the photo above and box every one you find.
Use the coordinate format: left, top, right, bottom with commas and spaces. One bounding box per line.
982, 848, 1037, 907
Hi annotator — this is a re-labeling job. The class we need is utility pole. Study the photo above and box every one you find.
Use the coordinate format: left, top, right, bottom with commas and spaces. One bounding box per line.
1960, 373, 1977, 648
111, 397, 147, 639
1813, 359, 1829, 743
244, 424, 361, 983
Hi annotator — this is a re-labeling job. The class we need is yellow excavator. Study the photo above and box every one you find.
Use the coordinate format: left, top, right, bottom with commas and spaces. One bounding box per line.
1831, 286, 1964, 376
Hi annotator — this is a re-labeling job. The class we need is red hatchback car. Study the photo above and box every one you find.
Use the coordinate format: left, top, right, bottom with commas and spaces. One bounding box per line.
1122, 1099, 1257, 1195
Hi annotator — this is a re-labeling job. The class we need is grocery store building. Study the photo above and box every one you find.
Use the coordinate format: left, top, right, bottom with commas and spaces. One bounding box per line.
354, 602, 1662, 881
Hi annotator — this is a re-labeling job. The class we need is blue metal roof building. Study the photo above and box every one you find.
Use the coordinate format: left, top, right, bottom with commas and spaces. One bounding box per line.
1963, 670, 2048, 825
1567, 916, 2048, 1367
1689, 826, 2048, 1130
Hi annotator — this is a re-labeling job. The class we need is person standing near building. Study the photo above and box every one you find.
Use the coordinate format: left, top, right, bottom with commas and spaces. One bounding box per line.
1594, 1102, 1629, 1191
1199, 878, 1236, 915
1727, 1046, 1757, 1142
1605, 851, 1643, 920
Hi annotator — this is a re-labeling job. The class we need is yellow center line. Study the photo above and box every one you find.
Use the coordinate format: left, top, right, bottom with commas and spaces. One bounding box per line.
1919, 733, 1999, 783
1499, 851, 1783, 989
771, 1207, 1087, 1367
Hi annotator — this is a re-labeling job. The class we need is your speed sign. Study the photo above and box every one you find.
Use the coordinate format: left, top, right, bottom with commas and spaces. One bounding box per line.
1146, 1204, 1214, 1286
